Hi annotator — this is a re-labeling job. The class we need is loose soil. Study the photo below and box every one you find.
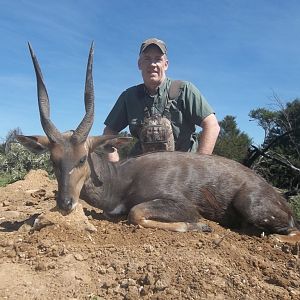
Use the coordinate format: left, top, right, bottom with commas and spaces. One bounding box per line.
0, 170, 299, 300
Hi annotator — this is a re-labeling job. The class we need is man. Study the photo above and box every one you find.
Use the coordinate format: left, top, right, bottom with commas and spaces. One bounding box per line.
103, 38, 220, 162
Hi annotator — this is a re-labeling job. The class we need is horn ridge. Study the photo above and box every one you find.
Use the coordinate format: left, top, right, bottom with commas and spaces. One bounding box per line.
72, 42, 95, 144
28, 42, 62, 143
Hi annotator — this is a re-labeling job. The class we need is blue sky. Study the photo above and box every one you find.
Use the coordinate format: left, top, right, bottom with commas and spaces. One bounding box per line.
0, 0, 299, 145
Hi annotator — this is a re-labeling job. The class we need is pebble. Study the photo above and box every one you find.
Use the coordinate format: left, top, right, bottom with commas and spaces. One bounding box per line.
35, 261, 48, 271
2, 200, 10, 207
73, 253, 84, 261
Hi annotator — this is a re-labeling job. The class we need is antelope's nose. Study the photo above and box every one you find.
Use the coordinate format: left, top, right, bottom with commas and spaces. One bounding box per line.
58, 197, 75, 213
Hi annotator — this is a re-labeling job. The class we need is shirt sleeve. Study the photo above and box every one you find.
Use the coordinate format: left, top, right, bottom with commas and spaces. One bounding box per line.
182, 82, 215, 126
104, 91, 129, 132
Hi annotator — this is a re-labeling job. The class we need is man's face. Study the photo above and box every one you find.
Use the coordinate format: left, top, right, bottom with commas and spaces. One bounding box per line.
138, 45, 169, 88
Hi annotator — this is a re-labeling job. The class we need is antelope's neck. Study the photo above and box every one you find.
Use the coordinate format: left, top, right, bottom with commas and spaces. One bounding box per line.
81, 153, 126, 212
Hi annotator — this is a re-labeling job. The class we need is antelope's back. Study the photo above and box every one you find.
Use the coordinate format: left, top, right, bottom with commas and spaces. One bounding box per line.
119, 152, 267, 201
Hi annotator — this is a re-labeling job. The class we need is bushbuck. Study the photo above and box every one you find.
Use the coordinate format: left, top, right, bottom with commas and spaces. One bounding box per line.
17, 43, 300, 243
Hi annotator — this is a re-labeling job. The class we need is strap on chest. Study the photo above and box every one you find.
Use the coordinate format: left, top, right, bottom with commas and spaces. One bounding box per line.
168, 80, 184, 100
163, 80, 183, 118
137, 80, 184, 118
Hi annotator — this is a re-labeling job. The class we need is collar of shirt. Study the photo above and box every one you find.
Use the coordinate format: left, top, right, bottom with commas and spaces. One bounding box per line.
144, 78, 169, 97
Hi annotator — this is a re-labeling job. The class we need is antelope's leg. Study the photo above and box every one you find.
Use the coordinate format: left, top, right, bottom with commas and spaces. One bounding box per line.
270, 230, 300, 244
128, 199, 211, 232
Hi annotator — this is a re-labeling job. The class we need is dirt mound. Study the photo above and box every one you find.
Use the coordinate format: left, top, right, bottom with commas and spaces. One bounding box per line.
0, 170, 299, 299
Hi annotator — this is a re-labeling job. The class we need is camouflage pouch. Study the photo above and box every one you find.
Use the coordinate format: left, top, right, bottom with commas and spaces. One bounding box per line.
139, 114, 175, 153
134, 80, 183, 154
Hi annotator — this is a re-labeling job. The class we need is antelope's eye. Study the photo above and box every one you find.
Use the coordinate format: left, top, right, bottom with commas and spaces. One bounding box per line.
79, 155, 87, 166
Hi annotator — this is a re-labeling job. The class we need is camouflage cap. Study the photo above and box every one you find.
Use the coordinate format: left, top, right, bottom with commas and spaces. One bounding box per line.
139, 38, 167, 55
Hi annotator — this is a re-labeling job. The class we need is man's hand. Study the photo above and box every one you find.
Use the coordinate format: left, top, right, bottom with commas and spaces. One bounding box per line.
103, 126, 120, 162
107, 147, 120, 162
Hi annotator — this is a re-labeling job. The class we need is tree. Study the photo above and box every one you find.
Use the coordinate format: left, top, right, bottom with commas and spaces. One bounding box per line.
0, 139, 5, 154
4, 127, 23, 153
116, 131, 137, 159
247, 98, 300, 190
248, 108, 279, 142
213, 115, 252, 163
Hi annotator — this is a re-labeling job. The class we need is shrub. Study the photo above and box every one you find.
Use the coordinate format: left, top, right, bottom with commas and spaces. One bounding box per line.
289, 194, 300, 221
0, 143, 53, 185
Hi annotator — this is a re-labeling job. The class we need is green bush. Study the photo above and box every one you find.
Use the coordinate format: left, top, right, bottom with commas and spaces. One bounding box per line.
0, 143, 53, 185
289, 194, 300, 221
213, 115, 252, 163
0, 174, 11, 187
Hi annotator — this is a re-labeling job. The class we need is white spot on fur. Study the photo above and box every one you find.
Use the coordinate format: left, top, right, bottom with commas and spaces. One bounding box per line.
264, 219, 269, 223
289, 217, 296, 228
109, 203, 126, 215
271, 216, 275, 220
70, 201, 78, 211
69, 169, 74, 175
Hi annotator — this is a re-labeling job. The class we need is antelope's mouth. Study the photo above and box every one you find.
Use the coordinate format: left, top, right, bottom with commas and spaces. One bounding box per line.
56, 197, 78, 214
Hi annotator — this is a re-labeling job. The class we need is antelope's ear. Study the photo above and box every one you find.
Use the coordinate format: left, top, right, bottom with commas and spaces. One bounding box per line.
16, 135, 50, 154
88, 136, 133, 153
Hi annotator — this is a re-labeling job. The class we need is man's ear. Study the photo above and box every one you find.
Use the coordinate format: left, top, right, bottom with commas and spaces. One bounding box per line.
88, 136, 133, 153
164, 57, 169, 71
16, 135, 50, 154
138, 57, 142, 70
